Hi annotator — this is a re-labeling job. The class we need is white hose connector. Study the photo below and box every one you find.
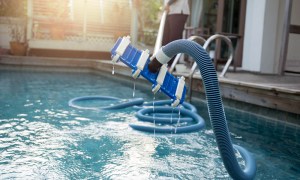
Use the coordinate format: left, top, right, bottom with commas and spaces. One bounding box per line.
152, 47, 171, 65
171, 99, 180, 107
112, 36, 131, 63
152, 84, 161, 94
132, 69, 141, 79
112, 54, 120, 63
172, 76, 185, 107
132, 49, 149, 79
152, 64, 168, 94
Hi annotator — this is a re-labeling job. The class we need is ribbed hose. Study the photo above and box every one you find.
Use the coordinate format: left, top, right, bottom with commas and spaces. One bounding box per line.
69, 96, 144, 110
161, 39, 256, 180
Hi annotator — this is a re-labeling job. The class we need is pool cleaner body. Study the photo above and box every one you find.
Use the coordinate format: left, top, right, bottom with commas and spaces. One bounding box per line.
71, 37, 257, 180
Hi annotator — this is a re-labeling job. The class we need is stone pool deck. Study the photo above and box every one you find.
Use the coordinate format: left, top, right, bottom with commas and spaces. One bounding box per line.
1, 55, 299, 125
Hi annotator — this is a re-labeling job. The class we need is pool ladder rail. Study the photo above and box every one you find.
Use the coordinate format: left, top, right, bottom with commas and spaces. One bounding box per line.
168, 34, 234, 102
110, 36, 187, 107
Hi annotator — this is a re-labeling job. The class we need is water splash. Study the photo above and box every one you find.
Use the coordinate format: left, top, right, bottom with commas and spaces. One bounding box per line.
174, 105, 181, 134
153, 94, 156, 137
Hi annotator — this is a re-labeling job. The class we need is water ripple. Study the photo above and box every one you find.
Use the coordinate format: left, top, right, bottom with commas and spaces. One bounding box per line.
0, 70, 299, 179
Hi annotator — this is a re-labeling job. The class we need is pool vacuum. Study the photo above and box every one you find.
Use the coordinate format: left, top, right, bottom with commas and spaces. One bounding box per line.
109, 36, 257, 180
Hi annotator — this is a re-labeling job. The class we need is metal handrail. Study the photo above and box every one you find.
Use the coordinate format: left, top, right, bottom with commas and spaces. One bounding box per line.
152, 15, 234, 102
188, 34, 234, 102
190, 34, 234, 78
168, 54, 182, 73
169, 35, 207, 73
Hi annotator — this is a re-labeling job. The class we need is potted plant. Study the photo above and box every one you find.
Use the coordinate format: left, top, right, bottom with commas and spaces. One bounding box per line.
3, 0, 28, 56
9, 20, 27, 56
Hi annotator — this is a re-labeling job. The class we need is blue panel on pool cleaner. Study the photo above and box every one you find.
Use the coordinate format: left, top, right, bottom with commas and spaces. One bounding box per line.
111, 37, 187, 106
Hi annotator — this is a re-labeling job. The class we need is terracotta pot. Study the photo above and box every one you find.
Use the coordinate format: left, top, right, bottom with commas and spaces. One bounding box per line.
10, 41, 27, 56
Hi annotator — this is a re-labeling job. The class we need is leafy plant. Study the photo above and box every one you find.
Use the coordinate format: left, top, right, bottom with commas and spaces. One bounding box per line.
0, 0, 25, 17
135, 0, 163, 45
0, 0, 27, 42
137, 0, 162, 30
9, 22, 25, 42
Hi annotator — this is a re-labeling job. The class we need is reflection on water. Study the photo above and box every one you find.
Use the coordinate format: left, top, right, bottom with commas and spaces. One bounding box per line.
0, 118, 69, 179
0, 70, 299, 179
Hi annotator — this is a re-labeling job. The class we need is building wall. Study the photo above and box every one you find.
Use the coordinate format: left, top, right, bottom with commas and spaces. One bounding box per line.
0, 23, 11, 49
0, 0, 132, 53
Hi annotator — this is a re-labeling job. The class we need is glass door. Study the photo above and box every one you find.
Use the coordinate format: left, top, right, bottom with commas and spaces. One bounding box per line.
215, 0, 246, 67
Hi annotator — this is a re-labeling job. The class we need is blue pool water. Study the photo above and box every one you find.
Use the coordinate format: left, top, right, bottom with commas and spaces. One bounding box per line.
0, 70, 299, 179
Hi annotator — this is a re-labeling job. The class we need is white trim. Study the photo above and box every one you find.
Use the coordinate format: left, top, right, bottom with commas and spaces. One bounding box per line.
154, 48, 171, 65
136, 49, 149, 71
28, 39, 114, 51
156, 64, 168, 85
175, 76, 185, 100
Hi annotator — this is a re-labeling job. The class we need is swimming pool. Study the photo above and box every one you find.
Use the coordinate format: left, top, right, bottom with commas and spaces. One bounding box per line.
0, 69, 299, 179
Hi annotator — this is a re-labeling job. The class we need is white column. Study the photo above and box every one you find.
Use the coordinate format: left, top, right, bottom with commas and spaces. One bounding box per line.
242, 0, 266, 72
83, 0, 87, 40
242, 0, 284, 74
27, 0, 33, 41
130, 2, 138, 46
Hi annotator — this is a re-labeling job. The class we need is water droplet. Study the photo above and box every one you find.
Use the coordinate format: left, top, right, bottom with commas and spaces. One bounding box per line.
132, 82, 135, 97
112, 63, 115, 75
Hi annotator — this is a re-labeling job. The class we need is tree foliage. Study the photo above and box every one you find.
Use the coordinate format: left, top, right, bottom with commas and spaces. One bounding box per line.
134, 0, 163, 45
0, 0, 26, 17
136, 0, 163, 30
